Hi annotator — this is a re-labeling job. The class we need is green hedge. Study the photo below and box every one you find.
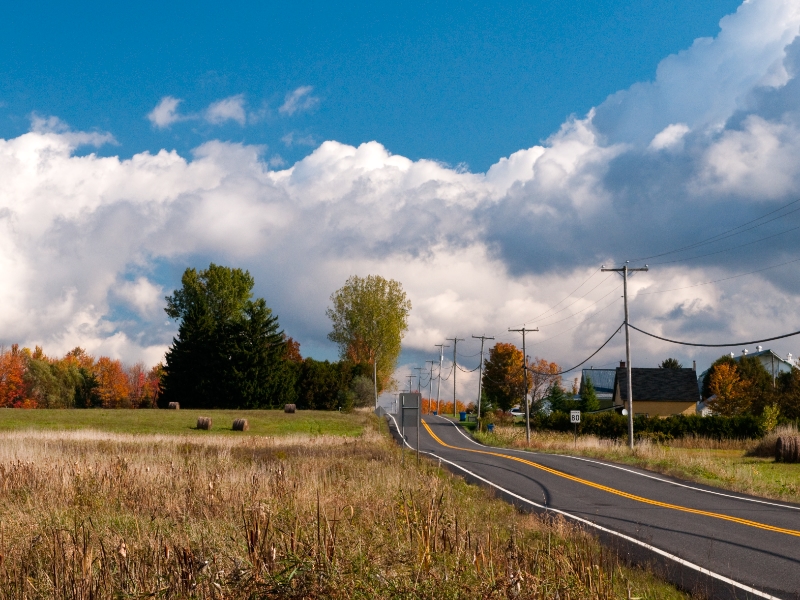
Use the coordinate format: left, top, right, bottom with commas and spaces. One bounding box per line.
532, 411, 765, 440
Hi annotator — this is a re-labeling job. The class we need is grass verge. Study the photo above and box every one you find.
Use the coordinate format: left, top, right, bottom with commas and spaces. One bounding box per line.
0, 408, 363, 437
473, 422, 800, 503
0, 410, 687, 598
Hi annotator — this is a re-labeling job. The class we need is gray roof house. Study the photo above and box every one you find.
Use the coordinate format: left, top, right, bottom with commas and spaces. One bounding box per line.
613, 366, 701, 417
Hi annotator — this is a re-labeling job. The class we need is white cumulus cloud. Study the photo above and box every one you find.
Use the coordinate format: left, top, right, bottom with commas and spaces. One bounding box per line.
205, 94, 247, 125
279, 86, 320, 116
147, 96, 184, 128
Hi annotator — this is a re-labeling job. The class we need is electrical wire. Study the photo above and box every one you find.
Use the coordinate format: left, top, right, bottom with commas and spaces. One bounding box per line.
509, 267, 603, 327
537, 283, 623, 328
630, 197, 800, 262
456, 362, 481, 373
638, 256, 800, 294
629, 323, 800, 347
650, 222, 800, 265
530, 295, 622, 347
529, 322, 625, 376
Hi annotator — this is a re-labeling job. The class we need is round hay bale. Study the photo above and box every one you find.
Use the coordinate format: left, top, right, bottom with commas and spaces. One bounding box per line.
284, 404, 296, 414
196, 416, 212, 430
232, 418, 249, 431
168, 402, 180, 410
776, 436, 800, 462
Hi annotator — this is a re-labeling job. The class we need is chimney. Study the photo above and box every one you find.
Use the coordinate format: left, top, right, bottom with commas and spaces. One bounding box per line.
620, 361, 626, 368
692, 360, 696, 371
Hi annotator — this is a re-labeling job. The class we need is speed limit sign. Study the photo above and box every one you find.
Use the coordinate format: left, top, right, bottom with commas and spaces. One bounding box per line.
570, 410, 581, 423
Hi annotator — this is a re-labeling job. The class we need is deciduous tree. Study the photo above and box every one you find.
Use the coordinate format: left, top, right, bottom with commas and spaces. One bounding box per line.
481, 343, 529, 412
326, 275, 411, 399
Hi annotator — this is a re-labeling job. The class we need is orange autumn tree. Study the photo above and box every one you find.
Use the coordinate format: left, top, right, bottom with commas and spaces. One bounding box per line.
528, 357, 561, 413
481, 342, 531, 412
93, 357, 132, 408
0, 345, 34, 408
707, 362, 751, 416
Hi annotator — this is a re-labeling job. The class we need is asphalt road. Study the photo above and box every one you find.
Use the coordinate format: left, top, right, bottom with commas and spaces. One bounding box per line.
389, 414, 800, 600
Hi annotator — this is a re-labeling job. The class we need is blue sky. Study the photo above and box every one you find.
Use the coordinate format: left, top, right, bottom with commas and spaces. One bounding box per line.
2, 0, 740, 171
2, 0, 800, 394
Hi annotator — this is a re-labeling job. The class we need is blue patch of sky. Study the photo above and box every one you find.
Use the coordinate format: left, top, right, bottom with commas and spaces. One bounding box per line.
2, 0, 741, 172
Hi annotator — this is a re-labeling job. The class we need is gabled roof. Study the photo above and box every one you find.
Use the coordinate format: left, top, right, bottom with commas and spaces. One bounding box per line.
615, 368, 700, 402
580, 369, 615, 394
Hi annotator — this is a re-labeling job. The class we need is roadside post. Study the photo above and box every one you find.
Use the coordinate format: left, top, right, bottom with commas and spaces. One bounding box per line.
400, 392, 422, 465
570, 410, 581, 447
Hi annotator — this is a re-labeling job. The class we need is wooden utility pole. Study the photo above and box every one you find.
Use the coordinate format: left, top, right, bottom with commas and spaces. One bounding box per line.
472, 334, 494, 419
602, 262, 649, 449
426, 360, 436, 414
446, 338, 465, 417
508, 326, 538, 444
434, 344, 449, 414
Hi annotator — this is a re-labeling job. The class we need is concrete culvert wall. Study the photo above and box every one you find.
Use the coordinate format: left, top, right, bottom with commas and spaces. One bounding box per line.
776, 436, 800, 462
232, 418, 249, 431
284, 404, 296, 413
196, 417, 212, 430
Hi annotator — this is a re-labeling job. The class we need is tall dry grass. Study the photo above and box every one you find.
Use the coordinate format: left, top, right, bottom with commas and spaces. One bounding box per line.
0, 418, 685, 599
476, 424, 800, 502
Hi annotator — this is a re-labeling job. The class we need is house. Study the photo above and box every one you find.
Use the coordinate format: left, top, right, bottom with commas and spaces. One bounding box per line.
613, 363, 700, 417
697, 347, 795, 393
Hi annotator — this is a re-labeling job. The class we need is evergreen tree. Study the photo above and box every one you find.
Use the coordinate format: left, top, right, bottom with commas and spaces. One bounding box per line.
580, 376, 600, 412
546, 382, 576, 413
162, 264, 293, 408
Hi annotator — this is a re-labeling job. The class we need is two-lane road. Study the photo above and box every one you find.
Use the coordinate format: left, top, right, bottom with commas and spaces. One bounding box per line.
390, 414, 800, 599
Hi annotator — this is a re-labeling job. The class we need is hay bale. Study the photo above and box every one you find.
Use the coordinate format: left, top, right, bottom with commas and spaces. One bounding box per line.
168, 402, 180, 410
284, 404, 296, 414
196, 416, 212, 430
232, 418, 249, 431
776, 436, 800, 462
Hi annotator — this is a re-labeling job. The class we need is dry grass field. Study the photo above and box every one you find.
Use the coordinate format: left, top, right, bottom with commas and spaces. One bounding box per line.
0, 410, 688, 598
474, 424, 800, 503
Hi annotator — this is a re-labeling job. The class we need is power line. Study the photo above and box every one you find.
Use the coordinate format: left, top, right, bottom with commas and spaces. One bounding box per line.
631, 197, 800, 262
530, 295, 622, 347
629, 323, 800, 347
511, 268, 603, 326
650, 222, 800, 265
537, 283, 623, 328
528, 322, 625, 376
639, 256, 800, 294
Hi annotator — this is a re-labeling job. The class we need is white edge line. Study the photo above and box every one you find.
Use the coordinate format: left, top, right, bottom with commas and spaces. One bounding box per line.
388, 414, 780, 600
434, 415, 800, 511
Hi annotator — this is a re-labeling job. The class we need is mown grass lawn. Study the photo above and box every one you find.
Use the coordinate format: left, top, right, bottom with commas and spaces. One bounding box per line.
0, 408, 364, 437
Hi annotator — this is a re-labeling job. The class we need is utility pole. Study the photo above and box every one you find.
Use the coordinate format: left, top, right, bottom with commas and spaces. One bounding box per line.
472, 334, 495, 419
602, 261, 649, 450
434, 344, 449, 414
508, 326, 538, 444
413, 367, 424, 394
446, 338, 465, 418
426, 360, 436, 415
406, 374, 413, 393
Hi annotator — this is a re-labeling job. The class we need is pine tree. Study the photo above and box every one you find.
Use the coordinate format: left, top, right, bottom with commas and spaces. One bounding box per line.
580, 376, 600, 412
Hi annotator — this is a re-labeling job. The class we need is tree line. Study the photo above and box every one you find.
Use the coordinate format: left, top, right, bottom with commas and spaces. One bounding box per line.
160, 265, 410, 410
0, 265, 412, 411
0, 344, 162, 408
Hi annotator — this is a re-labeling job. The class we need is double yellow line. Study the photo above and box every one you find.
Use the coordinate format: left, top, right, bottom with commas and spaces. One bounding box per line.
421, 419, 800, 538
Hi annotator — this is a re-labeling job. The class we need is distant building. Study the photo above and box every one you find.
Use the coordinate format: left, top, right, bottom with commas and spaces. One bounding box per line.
697, 347, 795, 395
613, 364, 700, 417
579, 368, 615, 400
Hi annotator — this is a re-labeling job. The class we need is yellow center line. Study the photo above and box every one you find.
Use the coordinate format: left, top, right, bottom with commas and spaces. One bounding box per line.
421, 419, 800, 538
